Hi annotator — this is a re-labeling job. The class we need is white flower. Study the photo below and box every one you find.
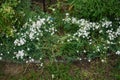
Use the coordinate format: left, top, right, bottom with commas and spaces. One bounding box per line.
40, 63, 43, 67
15, 50, 25, 59
116, 26, 120, 36
116, 51, 120, 55
14, 39, 19, 45
12, 56, 15, 59
76, 50, 79, 53
52, 8, 55, 11
14, 38, 26, 46
0, 57, 2, 60
7, 52, 10, 54
99, 30, 103, 33
29, 32, 35, 40
101, 59, 104, 62
51, 32, 54, 35
0, 53, 3, 56
79, 58, 82, 61
67, 39, 70, 42
31, 58, 34, 62
52, 74, 55, 79
26, 61, 29, 63
83, 50, 86, 53
39, 57, 42, 60
27, 48, 30, 51
97, 48, 100, 52
101, 59, 105, 63
65, 13, 69, 16
29, 57, 31, 59
71, 17, 77, 24
88, 59, 91, 62
29, 58, 35, 62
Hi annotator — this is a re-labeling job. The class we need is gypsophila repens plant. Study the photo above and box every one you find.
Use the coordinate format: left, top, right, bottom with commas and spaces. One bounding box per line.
0, 14, 58, 63
0, 0, 120, 63
61, 14, 120, 60
0, 0, 48, 63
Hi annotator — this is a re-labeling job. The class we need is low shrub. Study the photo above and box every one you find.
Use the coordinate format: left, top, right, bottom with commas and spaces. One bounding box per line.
0, 0, 120, 63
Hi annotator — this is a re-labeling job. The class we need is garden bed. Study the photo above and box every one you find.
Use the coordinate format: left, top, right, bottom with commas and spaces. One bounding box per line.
0, 0, 120, 79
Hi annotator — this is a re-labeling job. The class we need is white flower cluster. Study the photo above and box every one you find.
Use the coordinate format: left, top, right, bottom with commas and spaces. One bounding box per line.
106, 29, 116, 40
45, 16, 57, 35
107, 28, 120, 40
116, 51, 120, 55
44, 27, 57, 35
25, 18, 45, 40
12, 16, 58, 62
14, 38, 26, 46
14, 16, 58, 47
29, 18, 45, 40
14, 50, 25, 59
14, 17, 46, 46
64, 14, 120, 42
62, 13, 120, 58
26, 57, 34, 63
64, 17, 104, 38
101, 19, 112, 28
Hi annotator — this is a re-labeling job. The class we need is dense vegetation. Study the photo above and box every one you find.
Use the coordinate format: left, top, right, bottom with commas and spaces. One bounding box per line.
0, 0, 120, 79
0, 0, 120, 62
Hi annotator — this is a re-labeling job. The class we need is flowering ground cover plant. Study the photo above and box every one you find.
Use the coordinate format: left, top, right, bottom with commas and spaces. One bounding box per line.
0, 0, 120, 63
0, 13, 120, 63
1, 1, 120, 80
62, 15, 120, 59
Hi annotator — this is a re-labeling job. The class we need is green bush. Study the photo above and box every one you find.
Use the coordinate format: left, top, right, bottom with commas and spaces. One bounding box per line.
0, 0, 19, 37
69, 0, 120, 21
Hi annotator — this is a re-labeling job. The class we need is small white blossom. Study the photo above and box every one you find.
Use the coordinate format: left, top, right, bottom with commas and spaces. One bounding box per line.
67, 39, 70, 42
52, 74, 55, 79
79, 58, 82, 61
0, 53, 3, 56
76, 50, 79, 53
15, 50, 25, 59
7, 52, 10, 54
116, 51, 120, 55
52, 8, 55, 11
39, 57, 42, 60
27, 48, 30, 51
65, 13, 69, 16
0, 57, 2, 60
83, 50, 86, 53
101, 59, 105, 63
88, 59, 91, 62
31, 58, 34, 62
40, 63, 43, 67
26, 61, 29, 63
14, 38, 26, 46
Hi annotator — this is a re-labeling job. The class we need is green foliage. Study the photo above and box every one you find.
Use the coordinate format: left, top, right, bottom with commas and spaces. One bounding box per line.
0, 0, 19, 37
69, 0, 120, 21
